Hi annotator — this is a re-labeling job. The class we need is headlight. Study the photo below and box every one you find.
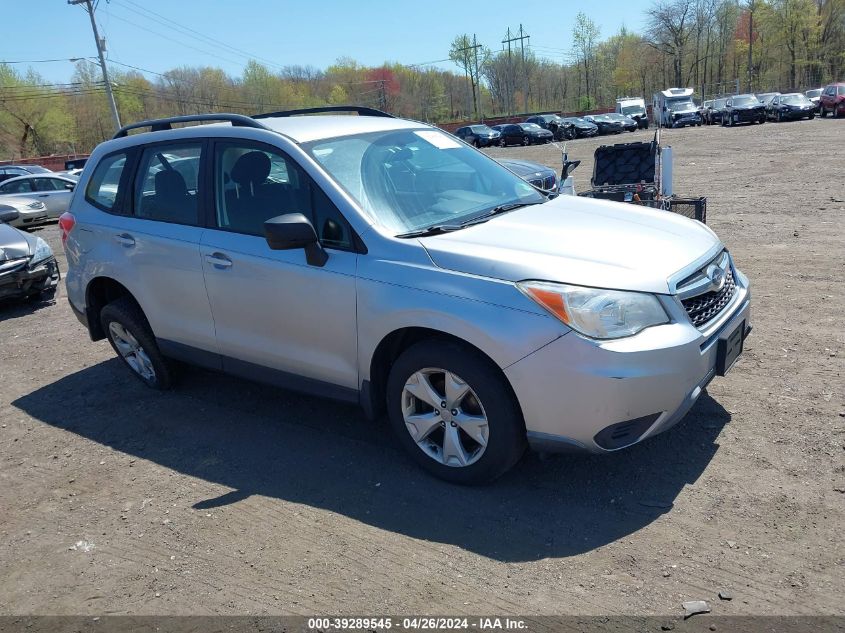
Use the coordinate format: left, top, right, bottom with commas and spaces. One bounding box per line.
30, 236, 53, 265
26, 201, 45, 210
518, 281, 669, 339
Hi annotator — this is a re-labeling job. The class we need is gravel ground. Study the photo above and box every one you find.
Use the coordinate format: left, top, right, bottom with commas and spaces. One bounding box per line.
0, 118, 843, 617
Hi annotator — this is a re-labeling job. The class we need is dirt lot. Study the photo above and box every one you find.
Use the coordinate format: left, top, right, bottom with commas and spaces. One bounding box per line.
1, 119, 843, 618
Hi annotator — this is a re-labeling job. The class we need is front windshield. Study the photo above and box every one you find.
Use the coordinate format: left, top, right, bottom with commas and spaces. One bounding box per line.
806, 89, 821, 98
621, 105, 644, 115
520, 123, 542, 130
26, 166, 52, 174
305, 128, 544, 235
782, 94, 809, 105
733, 95, 757, 106
666, 99, 695, 111
715, 99, 727, 108
470, 125, 492, 133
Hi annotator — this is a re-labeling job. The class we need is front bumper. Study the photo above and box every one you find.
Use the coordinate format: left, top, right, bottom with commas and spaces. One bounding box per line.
0, 257, 59, 300
505, 270, 751, 453
576, 127, 599, 137
780, 108, 814, 120
732, 108, 764, 122
671, 114, 700, 127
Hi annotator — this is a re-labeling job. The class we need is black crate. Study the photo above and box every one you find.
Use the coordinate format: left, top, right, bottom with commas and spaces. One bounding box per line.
668, 197, 706, 223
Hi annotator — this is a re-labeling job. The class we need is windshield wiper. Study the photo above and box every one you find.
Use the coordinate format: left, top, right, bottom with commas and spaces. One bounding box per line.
459, 201, 542, 227
395, 201, 542, 238
395, 224, 465, 238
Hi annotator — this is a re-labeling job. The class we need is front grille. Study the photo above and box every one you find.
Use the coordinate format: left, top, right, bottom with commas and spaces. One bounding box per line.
682, 266, 736, 328
528, 175, 557, 190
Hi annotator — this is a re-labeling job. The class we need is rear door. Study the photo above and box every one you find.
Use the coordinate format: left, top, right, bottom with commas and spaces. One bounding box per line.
31, 177, 74, 217
80, 142, 219, 359
199, 139, 359, 392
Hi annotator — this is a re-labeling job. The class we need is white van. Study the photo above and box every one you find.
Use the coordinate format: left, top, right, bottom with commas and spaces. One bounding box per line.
615, 97, 649, 129
653, 88, 700, 128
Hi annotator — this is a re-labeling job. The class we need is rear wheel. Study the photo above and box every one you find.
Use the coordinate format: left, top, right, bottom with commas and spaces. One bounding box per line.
386, 340, 526, 484
100, 297, 173, 390
819, 106, 826, 117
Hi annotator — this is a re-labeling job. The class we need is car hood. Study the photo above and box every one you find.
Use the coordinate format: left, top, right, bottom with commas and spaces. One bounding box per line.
498, 159, 555, 177
419, 196, 720, 294
0, 222, 34, 260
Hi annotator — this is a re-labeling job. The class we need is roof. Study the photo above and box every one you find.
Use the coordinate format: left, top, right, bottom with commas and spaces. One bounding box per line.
258, 114, 425, 143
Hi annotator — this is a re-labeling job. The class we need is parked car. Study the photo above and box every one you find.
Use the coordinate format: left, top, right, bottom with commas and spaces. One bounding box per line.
804, 88, 822, 112
0, 197, 48, 228
615, 97, 649, 129
701, 100, 714, 124
723, 94, 766, 126
604, 113, 638, 132
766, 93, 816, 122
0, 164, 52, 184
497, 158, 557, 193
755, 92, 780, 107
492, 123, 552, 146
61, 107, 751, 484
583, 114, 624, 135
524, 114, 575, 140
0, 205, 59, 302
819, 82, 845, 118
0, 174, 76, 218
453, 124, 501, 148
707, 98, 729, 125
562, 116, 599, 138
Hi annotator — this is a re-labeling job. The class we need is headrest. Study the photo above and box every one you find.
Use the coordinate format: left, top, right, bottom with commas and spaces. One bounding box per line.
231, 151, 271, 187
155, 169, 187, 198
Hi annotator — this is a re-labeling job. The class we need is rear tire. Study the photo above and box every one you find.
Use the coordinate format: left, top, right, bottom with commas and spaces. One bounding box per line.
819, 106, 826, 118
100, 297, 174, 390
386, 340, 526, 485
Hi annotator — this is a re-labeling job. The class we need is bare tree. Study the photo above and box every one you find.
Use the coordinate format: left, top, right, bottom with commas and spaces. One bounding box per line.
572, 12, 601, 108
647, 0, 694, 87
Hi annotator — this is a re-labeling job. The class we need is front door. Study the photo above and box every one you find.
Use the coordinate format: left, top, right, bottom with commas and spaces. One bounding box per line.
200, 140, 359, 393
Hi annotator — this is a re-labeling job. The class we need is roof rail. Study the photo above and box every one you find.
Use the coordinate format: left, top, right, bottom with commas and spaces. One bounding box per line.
252, 105, 394, 119
112, 113, 269, 139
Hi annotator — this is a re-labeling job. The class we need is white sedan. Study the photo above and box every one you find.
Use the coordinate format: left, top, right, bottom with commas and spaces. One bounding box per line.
0, 174, 77, 218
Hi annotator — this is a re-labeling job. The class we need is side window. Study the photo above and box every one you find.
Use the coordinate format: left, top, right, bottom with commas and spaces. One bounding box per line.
214, 142, 353, 250
134, 143, 202, 225
85, 152, 128, 212
33, 178, 61, 192
0, 179, 33, 194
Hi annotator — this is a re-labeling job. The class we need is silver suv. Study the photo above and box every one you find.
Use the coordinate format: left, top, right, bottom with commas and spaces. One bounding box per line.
61, 107, 751, 484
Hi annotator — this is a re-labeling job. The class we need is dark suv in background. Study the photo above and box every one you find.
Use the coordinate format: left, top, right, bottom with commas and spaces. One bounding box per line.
819, 83, 845, 118
524, 114, 574, 140
454, 124, 501, 147
723, 94, 766, 126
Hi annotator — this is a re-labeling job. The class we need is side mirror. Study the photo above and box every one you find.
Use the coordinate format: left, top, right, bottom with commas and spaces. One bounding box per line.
0, 207, 20, 223
64, 182, 75, 191
263, 213, 327, 267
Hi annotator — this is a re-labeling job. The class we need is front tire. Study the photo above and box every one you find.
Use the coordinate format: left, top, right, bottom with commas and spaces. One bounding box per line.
522, 135, 530, 146
386, 340, 526, 484
100, 297, 173, 390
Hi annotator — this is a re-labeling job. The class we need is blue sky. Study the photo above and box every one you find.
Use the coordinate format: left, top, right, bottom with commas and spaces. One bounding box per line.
2, 0, 648, 83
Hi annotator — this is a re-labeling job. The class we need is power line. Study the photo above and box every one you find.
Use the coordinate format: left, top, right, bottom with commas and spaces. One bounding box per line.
97, 8, 251, 69
115, 0, 286, 71
0, 57, 89, 65
68, 0, 121, 130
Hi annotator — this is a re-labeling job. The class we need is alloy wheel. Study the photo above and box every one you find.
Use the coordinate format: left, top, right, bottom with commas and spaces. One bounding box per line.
108, 321, 156, 381
401, 368, 489, 468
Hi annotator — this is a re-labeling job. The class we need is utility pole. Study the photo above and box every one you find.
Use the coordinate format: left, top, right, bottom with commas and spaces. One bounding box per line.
377, 79, 387, 111
747, 0, 755, 93
503, 25, 530, 114
68, 0, 121, 131
502, 28, 514, 117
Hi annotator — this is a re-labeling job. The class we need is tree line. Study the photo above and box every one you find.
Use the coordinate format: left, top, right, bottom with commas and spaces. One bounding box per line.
1, 0, 843, 159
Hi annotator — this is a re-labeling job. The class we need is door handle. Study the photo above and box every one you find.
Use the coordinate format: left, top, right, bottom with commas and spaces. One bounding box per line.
37, 194, 49, 197
114, 233, 135, 247
205, 253, 233, 268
